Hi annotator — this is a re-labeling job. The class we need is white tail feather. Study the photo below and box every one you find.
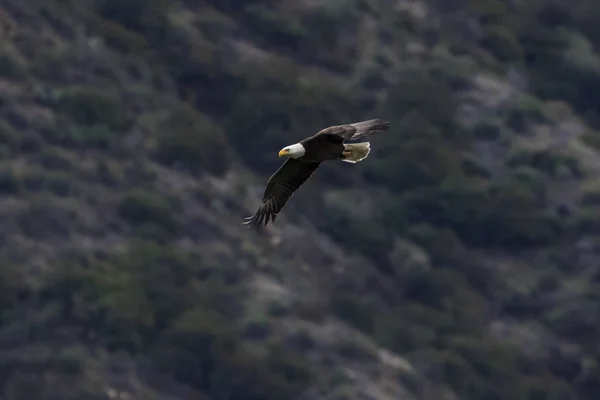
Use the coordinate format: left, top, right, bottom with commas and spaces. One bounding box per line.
342, 142, 370, 163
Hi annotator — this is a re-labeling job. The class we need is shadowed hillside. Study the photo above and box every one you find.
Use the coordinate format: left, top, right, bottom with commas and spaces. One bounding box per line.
1, 0, 600, 399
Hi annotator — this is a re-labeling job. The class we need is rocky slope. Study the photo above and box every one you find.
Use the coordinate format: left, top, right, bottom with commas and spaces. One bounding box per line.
1, 0, 600, 399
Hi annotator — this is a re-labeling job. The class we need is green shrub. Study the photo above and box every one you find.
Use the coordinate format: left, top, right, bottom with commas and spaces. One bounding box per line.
22, 169, 75, 197
267, 300, 290, 317
35, 147, 73, 171
404, 224, 469, 267
0, 120, 45, 156
96, 160, 123, 186
391, 181, 484, 237
0, 52, 22, 78
66, 124, 117, 150
482, 183, 563, 246
17, 197, 77, 239
428, 57, 477, 90
0, 93, 7, 111
94, 17, 153, 55
320, 205, 392, 265
482, 24, 523, 62
0, 166, 20, 194
96, 0, 169, 34
388, 239, 432, 281
461, 155, 491, 178
375, 316, 437, 353
330, 292, 375, 334
118, 189, 180, 240
521, 27, 600, 125
473, 119, 502, 140
438, 336, 528, 399
581, 130, 600, 150
155, 105, 232, 176
506, 147, 582, 178
45, 243, 204, 348
504, 95, 548, 132
580, 181, 600, 206
0, 262, 30, 310
392, 176, 563, 249
242, 318, 272, 341
43, 241, 307, 400
374, 302, 451, 353
502, 166, 550, 205
244, 4, 309, 50
387, 64, 462, 137
0, 121, 18, 145
365, 125, 463, 192
469, 0, 510, 25
572, 207, 600, 234
57, 87, 131, 131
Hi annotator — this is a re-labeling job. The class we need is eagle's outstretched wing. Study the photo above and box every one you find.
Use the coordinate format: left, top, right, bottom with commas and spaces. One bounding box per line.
315, 118, 390, 141
244, 158, 321, 228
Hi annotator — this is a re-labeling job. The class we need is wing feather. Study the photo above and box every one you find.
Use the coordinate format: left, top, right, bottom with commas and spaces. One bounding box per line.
314, 124, 357, 140
314, 118, 390, 140
244, 158, 321, 228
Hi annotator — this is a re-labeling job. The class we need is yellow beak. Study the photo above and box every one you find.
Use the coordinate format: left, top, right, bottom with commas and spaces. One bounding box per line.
278, 149, 289, 157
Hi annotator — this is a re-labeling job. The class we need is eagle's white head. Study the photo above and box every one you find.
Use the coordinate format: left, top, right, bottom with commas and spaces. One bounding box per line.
278, 143, 306, 159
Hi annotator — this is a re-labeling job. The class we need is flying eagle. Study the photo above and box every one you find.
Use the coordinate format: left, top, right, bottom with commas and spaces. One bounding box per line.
244, 119, 390, 227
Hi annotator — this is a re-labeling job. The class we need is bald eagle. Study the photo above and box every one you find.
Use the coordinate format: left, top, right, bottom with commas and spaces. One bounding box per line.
244, 119, 390, 227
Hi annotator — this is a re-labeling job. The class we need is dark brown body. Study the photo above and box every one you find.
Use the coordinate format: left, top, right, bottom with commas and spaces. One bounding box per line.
299, 133, 345, 162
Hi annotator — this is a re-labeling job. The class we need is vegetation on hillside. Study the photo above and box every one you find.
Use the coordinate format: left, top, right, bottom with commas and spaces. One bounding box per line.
1, 0, 600, 399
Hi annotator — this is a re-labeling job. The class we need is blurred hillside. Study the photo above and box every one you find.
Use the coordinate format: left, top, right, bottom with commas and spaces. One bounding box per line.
1, 0, 600, 399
